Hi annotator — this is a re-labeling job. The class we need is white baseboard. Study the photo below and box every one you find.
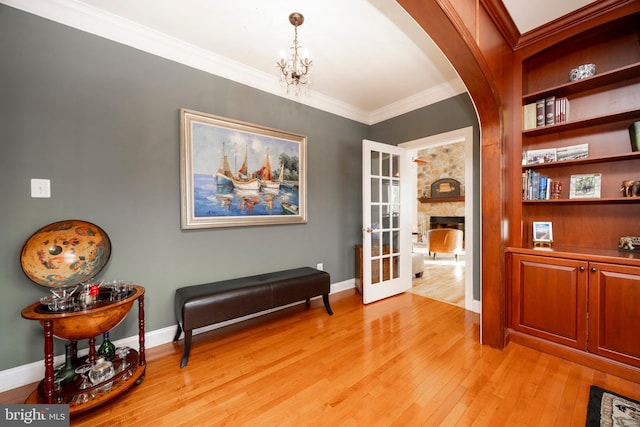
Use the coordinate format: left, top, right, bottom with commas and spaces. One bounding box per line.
0, 279, 355, 393
471, 299, 481, 313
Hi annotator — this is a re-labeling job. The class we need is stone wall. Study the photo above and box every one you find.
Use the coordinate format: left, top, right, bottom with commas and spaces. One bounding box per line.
416, 142, 465, 237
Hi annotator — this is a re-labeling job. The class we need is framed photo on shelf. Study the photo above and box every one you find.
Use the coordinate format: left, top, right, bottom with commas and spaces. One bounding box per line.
179, 108, 307, 229
525, 148, 557, 164
533, 221, 553, 243
569, 173, 601, 199
557, 143, 589, 161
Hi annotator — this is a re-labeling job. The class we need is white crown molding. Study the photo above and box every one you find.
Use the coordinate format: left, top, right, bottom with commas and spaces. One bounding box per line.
369, 79, 468, 124
1, 0, 463, 125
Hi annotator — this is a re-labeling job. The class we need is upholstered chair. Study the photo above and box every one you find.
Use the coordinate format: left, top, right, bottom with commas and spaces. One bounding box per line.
427, 228, 464, 261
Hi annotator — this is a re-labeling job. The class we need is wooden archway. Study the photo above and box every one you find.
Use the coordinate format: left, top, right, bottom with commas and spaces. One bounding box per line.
398, 0, 513, 348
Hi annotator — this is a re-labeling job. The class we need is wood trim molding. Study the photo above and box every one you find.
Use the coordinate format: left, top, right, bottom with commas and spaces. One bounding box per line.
398, 0, 508, 349
418, 196, 465, 203
480, 0, 639, 53
516, 0, 640, 50
509, 329, 640, 383
480, 0, 520, 49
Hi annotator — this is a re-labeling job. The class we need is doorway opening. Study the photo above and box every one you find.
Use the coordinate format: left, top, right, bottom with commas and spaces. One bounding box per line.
399, 126, 479, 312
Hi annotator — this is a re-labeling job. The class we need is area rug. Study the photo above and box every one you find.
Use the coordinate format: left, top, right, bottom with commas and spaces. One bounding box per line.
586, 385, 640, 427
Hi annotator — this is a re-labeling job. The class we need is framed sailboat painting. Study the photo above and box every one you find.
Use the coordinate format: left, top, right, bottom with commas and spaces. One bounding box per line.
180, 108, 307, 229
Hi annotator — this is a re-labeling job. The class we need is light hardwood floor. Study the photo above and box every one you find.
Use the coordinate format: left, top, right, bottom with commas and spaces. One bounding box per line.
410, 256, 465, 308
2, 289, 639, 426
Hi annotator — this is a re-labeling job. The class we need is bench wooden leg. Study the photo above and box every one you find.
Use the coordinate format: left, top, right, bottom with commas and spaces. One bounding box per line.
322, 294, 334, 315
181, 330, 192, 368
173, 324, 182, 342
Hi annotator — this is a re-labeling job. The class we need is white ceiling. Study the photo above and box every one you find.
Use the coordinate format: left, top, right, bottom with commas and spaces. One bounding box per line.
3, 0, 596, 124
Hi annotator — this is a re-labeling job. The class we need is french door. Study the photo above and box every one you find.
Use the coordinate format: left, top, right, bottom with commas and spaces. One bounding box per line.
362, 140, 412, 304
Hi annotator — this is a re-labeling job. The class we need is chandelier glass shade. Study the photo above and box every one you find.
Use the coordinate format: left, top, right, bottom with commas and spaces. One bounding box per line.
277, 13, 312, 95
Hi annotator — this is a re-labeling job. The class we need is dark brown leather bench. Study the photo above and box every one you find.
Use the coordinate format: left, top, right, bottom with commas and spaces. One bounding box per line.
173, 267, 333, 367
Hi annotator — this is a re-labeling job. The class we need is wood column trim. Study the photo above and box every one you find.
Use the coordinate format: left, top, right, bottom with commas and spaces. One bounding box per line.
397, 0, 509, 349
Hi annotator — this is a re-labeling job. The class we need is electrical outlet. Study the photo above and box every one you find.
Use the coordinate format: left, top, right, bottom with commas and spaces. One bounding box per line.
31, 178, 51, 198
316, 263, 323, 271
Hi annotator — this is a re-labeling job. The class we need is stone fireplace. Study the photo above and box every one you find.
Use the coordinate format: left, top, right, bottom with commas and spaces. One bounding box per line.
415, 141, 465, 242
430, 215, 465, 232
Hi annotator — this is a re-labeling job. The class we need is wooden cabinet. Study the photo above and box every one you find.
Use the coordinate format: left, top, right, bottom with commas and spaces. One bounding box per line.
510, 252, 640, 372
510, 254, 587, 350
588, 262, 640, 367
507, 10, 640, 381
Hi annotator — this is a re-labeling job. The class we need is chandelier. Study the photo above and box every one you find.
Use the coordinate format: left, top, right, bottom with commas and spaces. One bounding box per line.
276, 12, 312, 95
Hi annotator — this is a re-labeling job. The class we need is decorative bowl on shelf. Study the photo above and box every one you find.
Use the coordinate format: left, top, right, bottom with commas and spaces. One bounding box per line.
569, 63, 595, 81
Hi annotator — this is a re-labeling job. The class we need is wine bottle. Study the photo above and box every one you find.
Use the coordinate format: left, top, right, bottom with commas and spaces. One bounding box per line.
97, 332, 116, 361
55, 342, 77, 386
70, 340, 78, 364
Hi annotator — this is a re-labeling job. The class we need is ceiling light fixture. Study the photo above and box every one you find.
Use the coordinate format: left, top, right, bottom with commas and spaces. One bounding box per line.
276, 12, 312, 95
413, 156, 429, 165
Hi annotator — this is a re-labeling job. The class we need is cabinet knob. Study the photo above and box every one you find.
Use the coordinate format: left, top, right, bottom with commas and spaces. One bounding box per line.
579, 266, 585, 272
591, 267, 597, 273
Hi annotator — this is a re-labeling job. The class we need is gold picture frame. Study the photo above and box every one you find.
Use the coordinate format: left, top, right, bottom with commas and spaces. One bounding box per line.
180, 109, 307, 229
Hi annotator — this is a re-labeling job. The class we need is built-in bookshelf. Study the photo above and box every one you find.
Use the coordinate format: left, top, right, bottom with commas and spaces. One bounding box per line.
516, 12, 640, 252
508, 11, 640, 378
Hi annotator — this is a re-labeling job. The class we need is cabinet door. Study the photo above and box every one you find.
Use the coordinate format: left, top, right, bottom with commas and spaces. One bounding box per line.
511, 254, 588, 349
588, 263, 640, 367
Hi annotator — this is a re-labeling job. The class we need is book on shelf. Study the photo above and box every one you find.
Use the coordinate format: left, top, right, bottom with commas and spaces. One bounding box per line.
545, 96, 555, 125
630, 121, 640, 152
522, 103, 537, 130
523, 96, 569, 130
530, 170, 540, 199
536, 99, 545, 127
555, 97, 570, 123
522, 169, 553, 200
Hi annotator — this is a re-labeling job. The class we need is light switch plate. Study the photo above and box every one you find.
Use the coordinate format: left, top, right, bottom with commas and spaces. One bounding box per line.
31, 178, 51, 198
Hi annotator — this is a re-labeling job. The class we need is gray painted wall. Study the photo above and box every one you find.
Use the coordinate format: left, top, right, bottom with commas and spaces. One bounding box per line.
0, 5, 480, 370
0, 5, 366, 369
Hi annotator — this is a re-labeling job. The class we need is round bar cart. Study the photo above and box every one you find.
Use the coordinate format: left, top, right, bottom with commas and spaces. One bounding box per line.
21, 286, 146, 415
18, 219, 146, 416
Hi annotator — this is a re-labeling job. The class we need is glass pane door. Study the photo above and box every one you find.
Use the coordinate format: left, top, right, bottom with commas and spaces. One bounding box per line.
362, 140, 411, 304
